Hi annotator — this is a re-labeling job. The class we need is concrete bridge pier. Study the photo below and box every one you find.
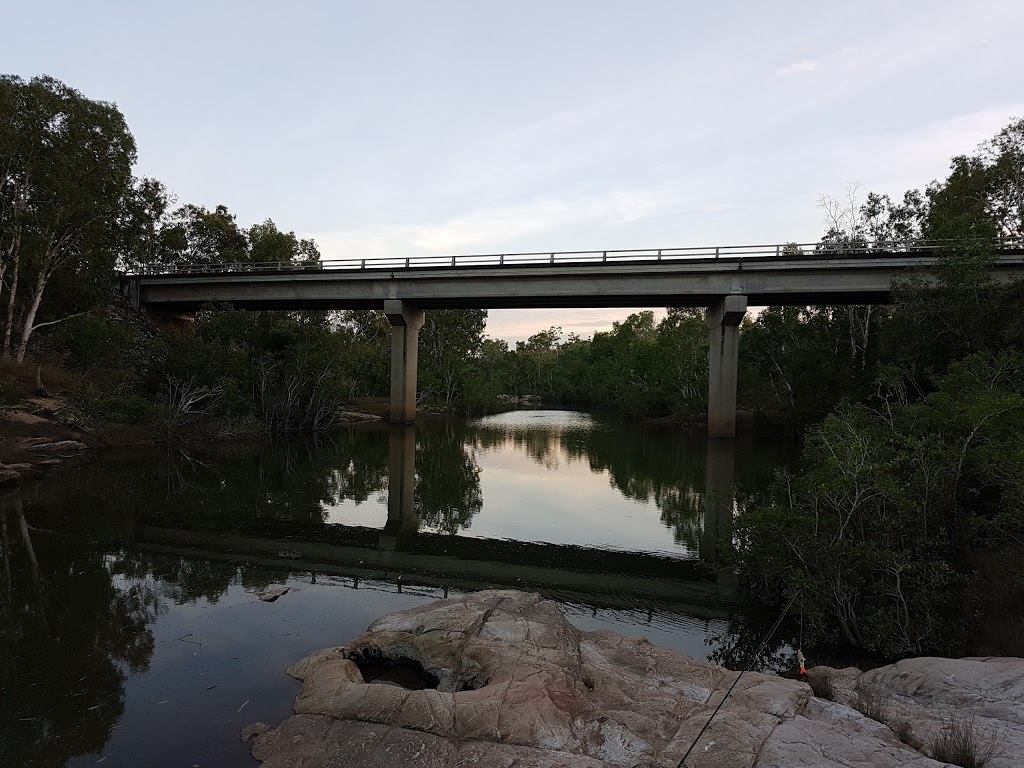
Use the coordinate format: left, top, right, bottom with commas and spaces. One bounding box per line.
384, 300, 425, 423
706, 294, 747, 439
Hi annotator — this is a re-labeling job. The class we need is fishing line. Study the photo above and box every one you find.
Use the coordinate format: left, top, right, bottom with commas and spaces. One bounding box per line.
674, 590, 801, 768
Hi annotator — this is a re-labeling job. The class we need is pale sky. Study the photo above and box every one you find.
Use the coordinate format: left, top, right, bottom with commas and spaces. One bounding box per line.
5, 1, 1023, 342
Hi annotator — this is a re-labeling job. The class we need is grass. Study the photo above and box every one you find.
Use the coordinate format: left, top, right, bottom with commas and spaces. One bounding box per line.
854, 684, 890, 724
930, 712, 1003, 768
0, 357, 83, 400
892, 719, 923, 751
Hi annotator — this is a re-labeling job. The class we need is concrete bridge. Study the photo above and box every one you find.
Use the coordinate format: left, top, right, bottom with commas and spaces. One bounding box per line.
124, 239, 1024, 437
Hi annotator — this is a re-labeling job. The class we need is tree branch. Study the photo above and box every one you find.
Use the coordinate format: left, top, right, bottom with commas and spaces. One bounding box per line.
31, 311, 88, 332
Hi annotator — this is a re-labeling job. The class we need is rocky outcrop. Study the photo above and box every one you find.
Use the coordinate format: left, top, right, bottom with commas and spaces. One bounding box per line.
245, 590, 1020, 767
0, 437, 87, 484
807, 657, 1023, 768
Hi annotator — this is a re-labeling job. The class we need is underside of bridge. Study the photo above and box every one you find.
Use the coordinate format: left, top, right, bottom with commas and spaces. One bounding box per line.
379, 295, 748, 436
127, 248, 1024, 438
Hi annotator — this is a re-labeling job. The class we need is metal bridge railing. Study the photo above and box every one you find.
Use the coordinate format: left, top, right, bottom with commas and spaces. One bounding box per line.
130, 236, 1024, 276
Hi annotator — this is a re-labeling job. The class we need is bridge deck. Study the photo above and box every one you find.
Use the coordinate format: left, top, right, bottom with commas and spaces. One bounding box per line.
128, 244, 1024, 311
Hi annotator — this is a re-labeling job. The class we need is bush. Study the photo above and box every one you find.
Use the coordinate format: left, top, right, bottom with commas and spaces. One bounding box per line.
930, 712, 1002, 768
734, 352, 1024, 659
57, 314, 136, 368
893, 719, 922, 750
807, 669, 835, 700
854, 685, 890, 723
74, 387, 161, 426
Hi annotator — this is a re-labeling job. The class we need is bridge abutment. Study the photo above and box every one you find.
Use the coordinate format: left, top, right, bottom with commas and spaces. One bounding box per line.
384, 300, 425, 424
706, 294, 747, 439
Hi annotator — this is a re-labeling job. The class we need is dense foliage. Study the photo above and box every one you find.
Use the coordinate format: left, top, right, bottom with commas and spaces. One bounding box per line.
732, 119, 1024, 660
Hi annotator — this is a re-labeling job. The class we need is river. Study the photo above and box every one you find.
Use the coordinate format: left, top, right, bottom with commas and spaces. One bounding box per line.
0, 410, 797, 768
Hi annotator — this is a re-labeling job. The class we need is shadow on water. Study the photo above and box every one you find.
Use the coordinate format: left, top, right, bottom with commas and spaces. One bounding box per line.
0, 411, 797, 767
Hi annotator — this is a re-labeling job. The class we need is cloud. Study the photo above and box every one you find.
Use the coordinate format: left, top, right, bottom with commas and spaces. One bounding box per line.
776, 60, 817, 76
308, 185, 741, 261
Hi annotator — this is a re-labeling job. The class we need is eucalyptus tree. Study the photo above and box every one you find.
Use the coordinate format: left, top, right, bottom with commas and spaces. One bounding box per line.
419, 309, 487, 404
248, 218, 321, 265
0, 74, 136, 361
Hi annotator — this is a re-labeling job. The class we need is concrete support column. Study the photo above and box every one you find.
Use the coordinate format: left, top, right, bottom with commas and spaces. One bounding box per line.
384, 300, 425, 424
706, 294, 747, 439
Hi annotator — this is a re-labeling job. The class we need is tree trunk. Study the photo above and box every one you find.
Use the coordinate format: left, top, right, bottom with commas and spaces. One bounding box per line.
15, 261, 51, 364
2, 231, 21, 357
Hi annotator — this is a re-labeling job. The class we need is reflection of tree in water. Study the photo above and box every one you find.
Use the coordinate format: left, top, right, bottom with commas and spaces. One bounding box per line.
472, 425, 569, 470
48, 430, 392, 535
469, 418, 797, 549
471, 420, 708, 547
416, 421, 483, 534
0, 493, 159, 768
111, 550, 293, 605
562, 424, 707, 549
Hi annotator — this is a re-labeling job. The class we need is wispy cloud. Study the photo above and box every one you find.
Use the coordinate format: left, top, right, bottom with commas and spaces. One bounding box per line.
776, 60, 817, 76
309, 186, 741, 261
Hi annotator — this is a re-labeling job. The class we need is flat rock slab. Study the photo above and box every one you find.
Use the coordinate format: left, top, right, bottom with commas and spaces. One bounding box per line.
256, 586, 296, 602
246, 590, 1021, 767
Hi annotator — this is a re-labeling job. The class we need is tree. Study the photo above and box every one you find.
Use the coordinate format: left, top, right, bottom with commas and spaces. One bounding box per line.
160, 203, 249, 265
419, 309, 487, 404
925, 117, 1023, 240
735, 352, 1024, 658
0, 75, 136, 361
248, 218, 320, 265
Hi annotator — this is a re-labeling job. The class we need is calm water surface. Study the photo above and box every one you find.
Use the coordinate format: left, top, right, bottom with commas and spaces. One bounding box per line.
0, 410, 796, 768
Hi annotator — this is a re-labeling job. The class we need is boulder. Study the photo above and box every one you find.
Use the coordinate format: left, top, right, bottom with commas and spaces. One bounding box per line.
246, 590, 1021, 767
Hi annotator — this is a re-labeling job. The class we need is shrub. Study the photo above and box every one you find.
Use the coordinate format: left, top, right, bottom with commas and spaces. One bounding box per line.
57, 314, 136, 368
74, 387, 161, 426
807, 670, 836, 700
854, 685, 890, 723
893, 719, 922, 750
930, 712, 1002, 768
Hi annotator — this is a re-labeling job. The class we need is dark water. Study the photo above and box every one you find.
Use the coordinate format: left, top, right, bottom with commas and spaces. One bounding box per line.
0, 410, 796, 768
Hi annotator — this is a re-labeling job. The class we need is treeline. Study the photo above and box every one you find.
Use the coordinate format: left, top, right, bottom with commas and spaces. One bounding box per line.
0, 75, 493, 428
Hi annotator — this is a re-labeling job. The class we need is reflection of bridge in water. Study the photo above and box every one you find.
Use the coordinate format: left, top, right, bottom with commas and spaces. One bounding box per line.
133, 424, 741, 620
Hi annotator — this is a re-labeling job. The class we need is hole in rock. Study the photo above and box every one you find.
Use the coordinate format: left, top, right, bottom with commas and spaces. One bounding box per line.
351, 651, 441, 690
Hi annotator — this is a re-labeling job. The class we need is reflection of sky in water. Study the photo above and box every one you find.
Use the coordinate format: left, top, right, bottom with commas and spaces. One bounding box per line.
324, 477, 389, 528
475, 409, 597, 430
325, 410, 699, 556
